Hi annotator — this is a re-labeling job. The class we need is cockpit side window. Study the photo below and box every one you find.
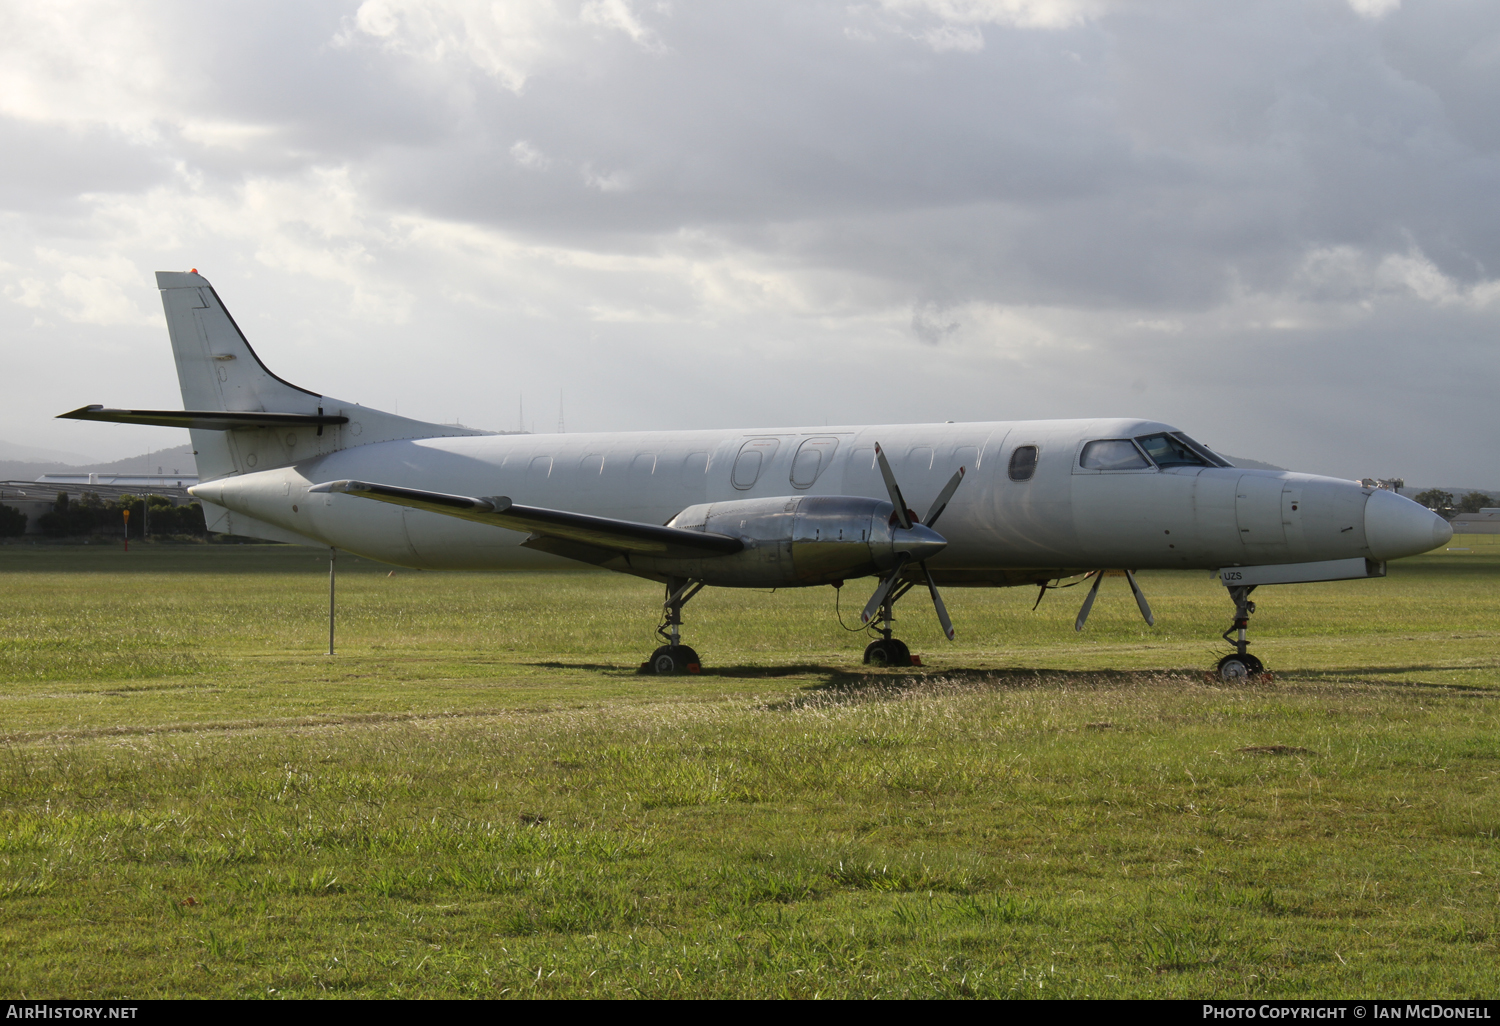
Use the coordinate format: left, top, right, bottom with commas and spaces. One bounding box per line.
1008, 445, 1039, 481
1079, 439, 1151, 471
1134, 432, 1227, 468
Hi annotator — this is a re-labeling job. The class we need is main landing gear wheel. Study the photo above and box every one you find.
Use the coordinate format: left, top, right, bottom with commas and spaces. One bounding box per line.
1216, 652, 1264, 681
647, 644, 701, 676
863, 638, 912, 668
642, 578, 707, 675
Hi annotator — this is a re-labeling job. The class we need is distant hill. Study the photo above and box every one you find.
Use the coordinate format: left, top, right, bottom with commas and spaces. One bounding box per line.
0, 443, 196, 484
1212, 454, 1496, 499
66, 444, 196, 477
1408, 485, 1500, 501
1220, 454, 1288, 472
0, 439, 98, 466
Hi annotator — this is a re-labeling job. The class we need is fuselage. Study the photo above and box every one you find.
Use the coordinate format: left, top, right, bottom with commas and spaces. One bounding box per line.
192, 416, 1450, 586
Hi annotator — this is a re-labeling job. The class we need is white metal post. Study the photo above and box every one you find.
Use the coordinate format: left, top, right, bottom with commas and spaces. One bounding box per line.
328, 547, 336, 655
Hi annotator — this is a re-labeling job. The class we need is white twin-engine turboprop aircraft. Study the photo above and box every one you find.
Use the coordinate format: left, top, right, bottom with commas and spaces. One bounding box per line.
62, 271, 1452, 678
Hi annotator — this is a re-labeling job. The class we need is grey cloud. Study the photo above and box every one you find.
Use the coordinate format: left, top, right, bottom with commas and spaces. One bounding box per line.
317, 0, 1500, 313
911, 301, 961, 344
2, 0, 1498, 481
0, 119, 169, 214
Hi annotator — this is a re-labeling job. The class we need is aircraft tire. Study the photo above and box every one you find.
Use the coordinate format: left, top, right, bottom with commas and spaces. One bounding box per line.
648, 645, 701, 675
863, 639, 912, 668
1216, 653, 1265, 681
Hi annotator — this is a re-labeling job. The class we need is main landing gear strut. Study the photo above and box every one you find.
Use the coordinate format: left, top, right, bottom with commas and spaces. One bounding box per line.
1217, 585, 1265, 681
644, 577, 705, 675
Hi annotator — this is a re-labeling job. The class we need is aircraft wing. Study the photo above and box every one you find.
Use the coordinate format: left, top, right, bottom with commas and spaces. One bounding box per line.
59, 405, 348, 430
311, 480, 743, 559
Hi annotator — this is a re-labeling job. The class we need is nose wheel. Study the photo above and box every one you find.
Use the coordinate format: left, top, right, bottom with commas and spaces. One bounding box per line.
1216, 652, 1265, 680
861, 581, 918, 667
1217, 585, 1267, 681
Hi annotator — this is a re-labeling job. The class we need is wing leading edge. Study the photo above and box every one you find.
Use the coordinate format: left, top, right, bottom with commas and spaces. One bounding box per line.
310, 479, 743, 560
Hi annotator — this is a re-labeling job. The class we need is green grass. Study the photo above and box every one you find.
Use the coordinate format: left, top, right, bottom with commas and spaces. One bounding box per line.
0, 537, 1497, 998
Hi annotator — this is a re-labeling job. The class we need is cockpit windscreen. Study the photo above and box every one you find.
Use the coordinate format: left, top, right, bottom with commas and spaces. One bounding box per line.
1134, 432, 1230, 468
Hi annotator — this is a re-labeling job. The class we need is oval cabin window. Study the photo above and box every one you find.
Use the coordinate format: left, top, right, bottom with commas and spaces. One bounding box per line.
732, 451, 762, 489
732, 438, 780, 490
629, 453, 656, 484
789, 437, 839, 489
790, 449, 820, 487
1008, 445, 1039, 481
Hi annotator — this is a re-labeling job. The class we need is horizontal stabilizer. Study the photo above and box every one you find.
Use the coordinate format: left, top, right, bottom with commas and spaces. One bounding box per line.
311, 480, 745, 559
58, 406, 348, 431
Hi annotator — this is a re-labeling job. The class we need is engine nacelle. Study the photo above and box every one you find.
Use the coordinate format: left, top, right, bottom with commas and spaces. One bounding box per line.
631, 495, 945, 588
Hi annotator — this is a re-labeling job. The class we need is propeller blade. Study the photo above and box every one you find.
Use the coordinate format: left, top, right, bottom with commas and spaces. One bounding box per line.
923, 466, 966, 528
1124, 569, 1155, 626
860, 561, 908, 624
1074, 572, 1104, 632
873, 443, 912, 530
921, 561, 956, 641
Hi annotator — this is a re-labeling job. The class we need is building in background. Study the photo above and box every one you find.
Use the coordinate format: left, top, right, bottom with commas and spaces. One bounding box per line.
35, 472, 198, 489
0, 479, 196, 536
1451, 509, 1500, 535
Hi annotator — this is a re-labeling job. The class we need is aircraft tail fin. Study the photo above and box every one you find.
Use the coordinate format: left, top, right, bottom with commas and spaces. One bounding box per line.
154, 271, 487, 483
157, 270, 323, 422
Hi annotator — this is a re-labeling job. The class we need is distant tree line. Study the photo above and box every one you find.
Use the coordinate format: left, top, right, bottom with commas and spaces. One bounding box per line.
32, 492, 208, 539
1412, 490, 1494, 520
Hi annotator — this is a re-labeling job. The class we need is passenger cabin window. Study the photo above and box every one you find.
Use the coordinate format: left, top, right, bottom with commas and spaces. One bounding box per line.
732, 451, 762, 489
733, 438, 780, 490
1134, 432, 1216, 468
629, 453, 657, 484
1008, 445, 1039, 481
1079, 439, 1151, 471
790, 437, 839, 489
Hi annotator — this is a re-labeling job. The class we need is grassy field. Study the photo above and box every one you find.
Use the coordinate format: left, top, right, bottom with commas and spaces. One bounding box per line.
0, 537, 1497, 998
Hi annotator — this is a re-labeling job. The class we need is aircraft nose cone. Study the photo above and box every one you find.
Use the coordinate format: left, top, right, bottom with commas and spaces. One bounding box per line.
893, 523, 947, 563
1365, 488, 1451, 559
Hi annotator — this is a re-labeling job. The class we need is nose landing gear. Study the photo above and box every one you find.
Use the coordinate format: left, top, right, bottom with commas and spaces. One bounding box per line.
644, 577, 704, 675
1216, 585, 1265, 680
861, 576, 921, 667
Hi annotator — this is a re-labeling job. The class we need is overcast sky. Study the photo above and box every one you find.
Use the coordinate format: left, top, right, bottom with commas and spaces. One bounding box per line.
2, 0, 1496, 483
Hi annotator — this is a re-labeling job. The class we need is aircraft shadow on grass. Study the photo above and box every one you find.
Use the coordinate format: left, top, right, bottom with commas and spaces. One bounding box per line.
531, 660, 1216, 691
529, 660, 859, 680
1287, 667, 1499, 691
528, 660, 1498, 706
